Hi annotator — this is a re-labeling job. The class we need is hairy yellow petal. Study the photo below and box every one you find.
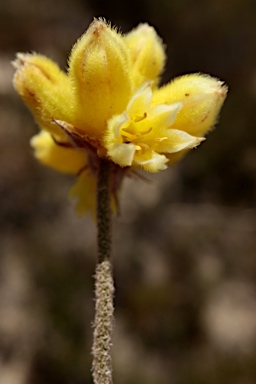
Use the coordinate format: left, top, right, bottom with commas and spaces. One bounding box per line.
148, 103, 183, 128
30, 130, 87, 174
125, 23, 166, 88
134, 150, 168, 172
70, 171, 97, 216
126, 82, 152, 118
13, 53, 73, 136
69, 19, 132, 139
107, 143, 136, 167
152, 73, 228, 136
156, 129, 204, 153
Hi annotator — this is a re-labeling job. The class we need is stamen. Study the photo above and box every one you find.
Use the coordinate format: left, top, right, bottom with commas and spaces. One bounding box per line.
140, 127, 152, 135
155, 136, 168, 143
134, 112, 147, 123
121, 131, 138, 141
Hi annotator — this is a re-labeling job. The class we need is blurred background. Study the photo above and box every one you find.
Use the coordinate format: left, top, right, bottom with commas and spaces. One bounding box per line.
1, 0, 256, 383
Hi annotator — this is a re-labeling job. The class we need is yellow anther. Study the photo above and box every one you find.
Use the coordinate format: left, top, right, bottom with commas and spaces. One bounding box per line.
155, 136, 168, 142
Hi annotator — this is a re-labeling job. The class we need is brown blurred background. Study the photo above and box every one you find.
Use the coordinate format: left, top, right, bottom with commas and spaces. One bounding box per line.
1, 0, 256, 383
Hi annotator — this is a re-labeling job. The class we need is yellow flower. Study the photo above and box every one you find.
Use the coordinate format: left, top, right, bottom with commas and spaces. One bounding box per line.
13, 18, 227, 215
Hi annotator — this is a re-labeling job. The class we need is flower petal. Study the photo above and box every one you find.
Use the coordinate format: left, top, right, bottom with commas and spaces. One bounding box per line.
134, 150, 168, 172
127, 82, 152, 118
107, 143, 136, 167
30, 130, 87, 174
125, 23, 166, 88
68, 19, 132, 138
13, 53, 73, 137
156, 129, 205, 153
70, 171, 97, 216
152, 73, 228, 136
148, 102, 183, 129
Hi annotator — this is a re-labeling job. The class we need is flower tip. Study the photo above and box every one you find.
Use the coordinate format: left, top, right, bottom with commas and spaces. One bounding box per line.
125, 21, 166, 88
202, 77, 228, 101
12, 53, 31, 73
136, 23, 154, 33
12, 53, 22, 69
215, 81, 228, 100
89, 18, 108, 38
12, 53, 36, 69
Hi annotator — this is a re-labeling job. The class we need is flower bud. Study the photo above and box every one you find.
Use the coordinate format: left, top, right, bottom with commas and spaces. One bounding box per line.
152, 74, 228, 136
13, 53, 73, 136
68, 19, 132, 138
125, 23, 166, 88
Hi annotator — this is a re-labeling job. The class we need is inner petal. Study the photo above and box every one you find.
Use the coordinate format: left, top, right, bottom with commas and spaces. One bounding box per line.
127, 82, 152, 118
156, 129, 205, 153
134, 150, 168, 172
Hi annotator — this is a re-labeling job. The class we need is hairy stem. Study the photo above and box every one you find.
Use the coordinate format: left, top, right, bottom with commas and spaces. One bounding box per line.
92, 158, 114, 384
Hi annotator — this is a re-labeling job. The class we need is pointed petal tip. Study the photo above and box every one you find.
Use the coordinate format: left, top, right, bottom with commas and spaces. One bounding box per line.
195, 136, 206, 146
88, 18, 108, 37
215, 81, 228, 99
